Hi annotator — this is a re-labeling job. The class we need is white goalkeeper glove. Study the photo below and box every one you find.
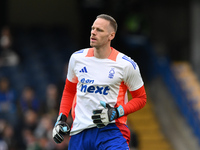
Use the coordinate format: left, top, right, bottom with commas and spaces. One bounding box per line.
91, 101, 124, 128
52, 113, 70, 143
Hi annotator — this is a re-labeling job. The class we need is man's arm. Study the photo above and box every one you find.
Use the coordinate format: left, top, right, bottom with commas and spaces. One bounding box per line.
52, 79, 77, 143
123, 85, 147, 115
59, 78, 77, 117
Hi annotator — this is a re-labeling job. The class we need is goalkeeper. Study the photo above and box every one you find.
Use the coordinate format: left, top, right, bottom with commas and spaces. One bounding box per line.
52, 14, 147, 150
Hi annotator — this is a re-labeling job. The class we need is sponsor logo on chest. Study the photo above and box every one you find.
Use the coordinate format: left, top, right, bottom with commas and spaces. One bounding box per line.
79, 78, 110, 95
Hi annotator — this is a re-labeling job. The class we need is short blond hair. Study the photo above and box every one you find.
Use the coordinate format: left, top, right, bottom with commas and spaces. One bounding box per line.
96, 14, 118, 33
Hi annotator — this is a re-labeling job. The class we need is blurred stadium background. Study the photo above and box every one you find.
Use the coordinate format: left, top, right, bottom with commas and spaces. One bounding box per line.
0, 0, 200, 150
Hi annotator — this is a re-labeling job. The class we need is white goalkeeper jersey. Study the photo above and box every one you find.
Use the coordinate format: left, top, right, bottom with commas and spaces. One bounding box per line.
67, 47, 144, 135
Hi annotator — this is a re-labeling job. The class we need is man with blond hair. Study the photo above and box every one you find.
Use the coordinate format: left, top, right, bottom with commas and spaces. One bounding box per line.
53, 14, 147, 150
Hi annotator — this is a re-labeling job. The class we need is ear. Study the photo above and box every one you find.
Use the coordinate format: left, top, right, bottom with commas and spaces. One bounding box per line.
108, 32, 115, 41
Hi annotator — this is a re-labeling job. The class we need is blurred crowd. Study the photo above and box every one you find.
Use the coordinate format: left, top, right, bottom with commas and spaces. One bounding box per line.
0, 75, 74, 150
0, 26, 73, 150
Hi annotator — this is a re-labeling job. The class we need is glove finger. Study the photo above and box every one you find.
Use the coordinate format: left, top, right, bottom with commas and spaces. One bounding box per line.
91, 114, 101, 120
53, 136, 60, 143
53, 131, 64, 143
57, 131, 64, 141
93, 119, 103, 124
56, 126, 64, 141
97, 124, 106, 128
93, 109, 103, 114
100, 101, 111, 108
53, 135, 63, 143
100, 101, 107, 108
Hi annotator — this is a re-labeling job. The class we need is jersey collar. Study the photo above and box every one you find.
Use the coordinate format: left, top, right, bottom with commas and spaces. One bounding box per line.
86, 47, 119, 61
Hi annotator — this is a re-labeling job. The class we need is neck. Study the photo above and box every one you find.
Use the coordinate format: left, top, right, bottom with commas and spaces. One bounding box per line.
93, 46, 112, 59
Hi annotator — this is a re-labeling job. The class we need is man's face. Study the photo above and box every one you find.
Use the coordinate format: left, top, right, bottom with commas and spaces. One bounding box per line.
90, 18, 115, 48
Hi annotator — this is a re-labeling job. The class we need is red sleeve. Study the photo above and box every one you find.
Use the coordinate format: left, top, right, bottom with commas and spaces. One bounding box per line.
123, 85, 147, 115
59, 79, 77, 117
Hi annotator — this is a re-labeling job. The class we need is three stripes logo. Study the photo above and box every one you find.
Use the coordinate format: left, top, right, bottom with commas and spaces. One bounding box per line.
79, 66, 88, 73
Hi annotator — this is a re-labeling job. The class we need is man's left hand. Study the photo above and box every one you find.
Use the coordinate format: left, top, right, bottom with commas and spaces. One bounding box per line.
91, 101, 124, 128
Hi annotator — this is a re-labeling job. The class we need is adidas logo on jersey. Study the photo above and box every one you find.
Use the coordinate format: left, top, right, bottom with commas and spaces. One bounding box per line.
79, 67, 88, 73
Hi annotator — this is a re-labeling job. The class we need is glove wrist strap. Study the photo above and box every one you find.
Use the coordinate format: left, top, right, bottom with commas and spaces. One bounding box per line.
116, 105, 124, 117
57, 113, 67, 123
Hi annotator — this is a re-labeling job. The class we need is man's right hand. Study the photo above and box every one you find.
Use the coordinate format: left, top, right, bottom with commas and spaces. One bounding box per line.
52, 113, 70, 143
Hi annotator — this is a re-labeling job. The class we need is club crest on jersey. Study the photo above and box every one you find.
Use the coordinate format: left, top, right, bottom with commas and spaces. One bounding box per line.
108, 68, 115, 79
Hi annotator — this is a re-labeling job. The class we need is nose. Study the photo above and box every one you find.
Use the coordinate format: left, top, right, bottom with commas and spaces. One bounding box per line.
91, 29, 96, 35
